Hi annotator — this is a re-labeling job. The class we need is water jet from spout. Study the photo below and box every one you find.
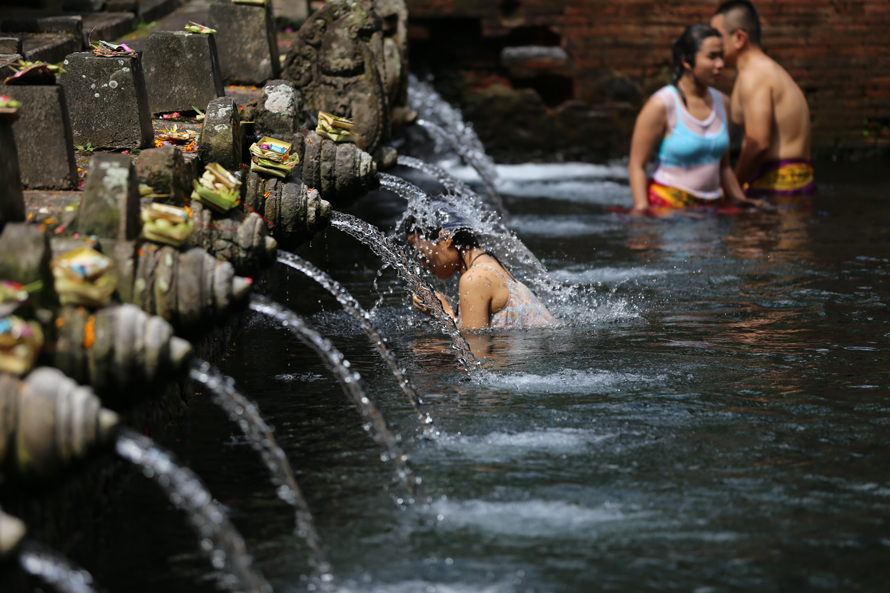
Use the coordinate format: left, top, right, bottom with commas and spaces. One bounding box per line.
248, 296, 424, 499
18, 540, 99, 593
415, 118, 509, 219
328, 211, 480, 372
189, 358, 333, 581
277, 250, 436, 437
115, 428, 273, 593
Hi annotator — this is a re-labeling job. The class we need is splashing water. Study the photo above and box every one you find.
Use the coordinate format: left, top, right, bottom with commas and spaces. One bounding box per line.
248, 295, 424, 501
115, 429, 273, 593
18, 541, 99, 593
189, 358, 333, 582
377, 172, 562, 305
415, 119, 510, 219
396, 155, 477, 200
408, 75, 499, 188
277, 250, 436, 437
329, 211, 480, 372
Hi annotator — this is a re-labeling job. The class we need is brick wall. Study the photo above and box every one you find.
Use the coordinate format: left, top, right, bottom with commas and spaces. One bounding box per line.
406, 0, 890, 154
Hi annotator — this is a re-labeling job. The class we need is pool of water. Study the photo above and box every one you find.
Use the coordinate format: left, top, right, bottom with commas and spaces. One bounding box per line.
84, 159, 890, 593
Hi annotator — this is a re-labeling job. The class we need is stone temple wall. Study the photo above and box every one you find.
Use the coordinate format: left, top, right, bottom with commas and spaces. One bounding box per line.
405, 0, 890, 159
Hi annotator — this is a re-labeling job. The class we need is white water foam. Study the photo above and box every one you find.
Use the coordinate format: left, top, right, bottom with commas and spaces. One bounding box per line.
550, 266, 671, 285
438, 428, 617, 458
508, 215, 620, 237
477, 369, 663, 394
335, 581, 511, 593
440, 160, 632, 204
432, 499, 630, 537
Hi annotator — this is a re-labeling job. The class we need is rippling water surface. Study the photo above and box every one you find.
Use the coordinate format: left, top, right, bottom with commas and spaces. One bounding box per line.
88, 160, 890, 593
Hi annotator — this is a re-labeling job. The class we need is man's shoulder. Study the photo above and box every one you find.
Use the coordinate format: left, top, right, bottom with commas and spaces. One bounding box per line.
736, 54, 780, 92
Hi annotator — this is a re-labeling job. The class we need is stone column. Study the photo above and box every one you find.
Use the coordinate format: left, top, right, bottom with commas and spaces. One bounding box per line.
142, 31, 225, 115
0, 84, 78, 190
208, 0, 281, 85
198, 96, 242, 170
0, 108, 25, 231
76, 153, 141, 241
59, 52, 154, 149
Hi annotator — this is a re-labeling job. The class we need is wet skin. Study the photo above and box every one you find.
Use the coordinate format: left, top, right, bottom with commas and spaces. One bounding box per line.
628, 36, 749, 213
710, 13, 812, 184
407, 231, 512, 330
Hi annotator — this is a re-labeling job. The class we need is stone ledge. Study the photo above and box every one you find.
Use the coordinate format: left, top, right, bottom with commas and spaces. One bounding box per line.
21, 34, 82, 64
138, 0, 183, 24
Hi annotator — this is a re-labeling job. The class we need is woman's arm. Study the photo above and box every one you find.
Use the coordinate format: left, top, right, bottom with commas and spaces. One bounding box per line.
628, 96, 667, 212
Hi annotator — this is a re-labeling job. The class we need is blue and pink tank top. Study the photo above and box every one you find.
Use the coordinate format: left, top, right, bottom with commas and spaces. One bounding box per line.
652, 85, 729, 200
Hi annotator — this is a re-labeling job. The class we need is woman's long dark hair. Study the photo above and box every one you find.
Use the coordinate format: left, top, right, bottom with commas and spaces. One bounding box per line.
671, 23, 722, 106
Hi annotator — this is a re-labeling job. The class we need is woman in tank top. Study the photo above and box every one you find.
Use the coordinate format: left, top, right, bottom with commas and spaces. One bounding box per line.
404, 204, 556, 330
628, 24, 751, 212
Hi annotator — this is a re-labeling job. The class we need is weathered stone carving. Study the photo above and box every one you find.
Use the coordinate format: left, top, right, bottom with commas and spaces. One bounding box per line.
255, 79, 300, 139
51, 304, 192, 398
282, 0, 391, 157
124, 245, 252, 333
183, 202, 277, 273
135, 146, 193, 202
0, 367, 119, 481
243, 172, 332, 247
375, 0, 409, 112
287, 129, 378, 206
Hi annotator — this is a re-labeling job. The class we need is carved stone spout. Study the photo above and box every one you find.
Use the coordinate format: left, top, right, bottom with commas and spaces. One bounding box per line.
51, 304, 193, 399
0, 508, 26, 559
182, 203, 278, 274
244, 173, 332, 247
0, 368, 120, 480
290, 130, 379, 205
117, 245, 253, 335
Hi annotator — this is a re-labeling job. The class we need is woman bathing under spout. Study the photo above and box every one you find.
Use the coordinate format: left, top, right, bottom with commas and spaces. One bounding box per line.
628, 24, 761, 213
405, 204, 557, 330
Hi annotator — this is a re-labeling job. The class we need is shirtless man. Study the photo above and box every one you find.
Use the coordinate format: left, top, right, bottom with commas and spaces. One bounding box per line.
711, 0, 816, 195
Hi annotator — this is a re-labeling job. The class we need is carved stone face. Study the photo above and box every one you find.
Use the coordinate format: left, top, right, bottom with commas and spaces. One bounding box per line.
282, 0, 391, 156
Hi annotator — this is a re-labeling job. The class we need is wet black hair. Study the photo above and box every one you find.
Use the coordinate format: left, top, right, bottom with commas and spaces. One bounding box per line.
404, 215, 480, 252
671, 23, 723, 105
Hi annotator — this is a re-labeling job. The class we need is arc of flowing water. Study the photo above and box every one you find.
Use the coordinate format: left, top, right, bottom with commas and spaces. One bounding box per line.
189, 359, 334, 584
276, 251, 436, 437
328, 211, 480, 372
415, 118, 511, 220
18, 541, 99, 593
248, 296, 423, 501
115, 428, 273, 593
396, 155, 477, 199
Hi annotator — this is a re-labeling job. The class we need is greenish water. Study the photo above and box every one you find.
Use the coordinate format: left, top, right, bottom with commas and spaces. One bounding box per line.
64, 159, 890, 593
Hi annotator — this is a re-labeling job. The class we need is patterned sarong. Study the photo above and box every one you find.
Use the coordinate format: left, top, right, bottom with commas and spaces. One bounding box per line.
745, 160, 816, 196
647, 180, 725, 208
